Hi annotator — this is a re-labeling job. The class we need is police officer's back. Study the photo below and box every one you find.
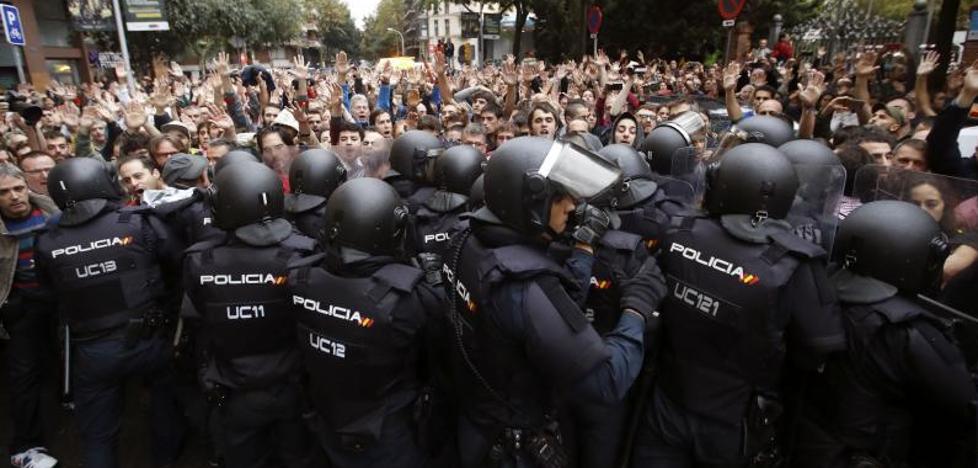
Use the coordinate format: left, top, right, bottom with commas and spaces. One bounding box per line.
631, 143, 846, 467
289, 177, 443, 467
413, 144, 483, 255
599, 144, 686, 254
792, 200, 978, 468
284, 148, 346, 239
34, 158, 185, 468
182, 161, 320, 468
447, 137, 667, 468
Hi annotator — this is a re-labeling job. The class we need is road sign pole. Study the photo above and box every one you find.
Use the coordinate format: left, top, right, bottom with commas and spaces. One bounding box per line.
593, 33, 598, 55
12, 45, 24, 83
110, 0, 135, 95
724, 23, 735, 65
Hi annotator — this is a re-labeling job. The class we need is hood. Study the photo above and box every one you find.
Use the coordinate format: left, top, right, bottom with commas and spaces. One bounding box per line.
611, 111, 646, 149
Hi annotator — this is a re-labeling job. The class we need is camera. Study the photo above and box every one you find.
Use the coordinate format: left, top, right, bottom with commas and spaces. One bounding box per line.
2, 92, 42, 126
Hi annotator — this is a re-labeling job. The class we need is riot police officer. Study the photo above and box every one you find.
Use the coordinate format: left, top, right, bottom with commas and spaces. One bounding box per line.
631, 143, 846, 467
791, 200, 977, 468
34, 158, 185, 468
446, 136, 667, 468
387, 130, 444, 213
182, 161, 321, 468
288, 177, 443, 467
413, 144, 483, 255
599, 144, 686, 254
284, 148, 347, 239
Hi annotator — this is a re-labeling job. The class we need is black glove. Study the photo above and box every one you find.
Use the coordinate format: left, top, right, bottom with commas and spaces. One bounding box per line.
620, 258, 667, 324
571, 203, 612, 246
416, 252, 444, 286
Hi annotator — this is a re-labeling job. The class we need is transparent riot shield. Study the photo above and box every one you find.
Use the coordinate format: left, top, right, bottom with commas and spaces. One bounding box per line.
787, 164, 847, 252
852, 165, 978, 237
667, 146, 706, 206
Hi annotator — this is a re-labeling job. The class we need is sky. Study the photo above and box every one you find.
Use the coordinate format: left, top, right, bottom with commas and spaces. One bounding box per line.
341, 0, 381, 29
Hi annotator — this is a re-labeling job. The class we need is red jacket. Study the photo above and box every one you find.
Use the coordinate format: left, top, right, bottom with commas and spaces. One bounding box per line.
771, 40, 794, 61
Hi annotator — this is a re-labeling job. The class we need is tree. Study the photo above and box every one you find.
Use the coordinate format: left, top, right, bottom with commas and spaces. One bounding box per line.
303, 0, 362, 58
360, 0, 408, 59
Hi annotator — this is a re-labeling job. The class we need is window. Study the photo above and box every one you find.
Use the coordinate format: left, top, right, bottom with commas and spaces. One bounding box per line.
434, 20, 439, 37
445, 19, 450, 37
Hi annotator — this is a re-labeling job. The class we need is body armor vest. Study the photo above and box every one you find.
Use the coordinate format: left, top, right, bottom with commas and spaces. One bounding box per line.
448, 229, 599, 430
36, 208, 164, 335
413, 204, 465, 256
290, 258, 426, 441
807, 295, 961, 463
617, 191, 686, 255
586, 230, 645, 335
657, 215, 824, 423
184, 235, 313, 366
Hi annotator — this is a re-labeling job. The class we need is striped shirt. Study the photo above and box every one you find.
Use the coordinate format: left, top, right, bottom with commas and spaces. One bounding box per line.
4, 208, 49, 292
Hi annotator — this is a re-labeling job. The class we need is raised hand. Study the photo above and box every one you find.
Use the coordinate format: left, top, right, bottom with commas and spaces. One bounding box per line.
854, 51, 878, 78
213, 51, 230, 76
962, 60, 978, 95
798, 70, 826, 108
917, 50, 940, 76
501, 56, 518, 86
123, 101, 147, 131
291, 55, 309, 81
722, 61, 741, 91
79, 106, 99, 130
335, 51, 349, 77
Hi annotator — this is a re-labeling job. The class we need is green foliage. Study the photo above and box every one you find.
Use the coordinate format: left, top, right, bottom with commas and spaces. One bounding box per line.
163, 0, 301, 60
360, 0, 408, 59
304, 0, 362, 57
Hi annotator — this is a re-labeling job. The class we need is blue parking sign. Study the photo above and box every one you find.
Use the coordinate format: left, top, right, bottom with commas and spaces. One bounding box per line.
2, 4, 25, 46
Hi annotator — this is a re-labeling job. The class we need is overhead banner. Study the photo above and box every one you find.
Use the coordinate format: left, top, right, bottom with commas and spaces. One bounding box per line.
67, 0, 115, 31
483, 14, 501, 39
461, 12, 479, 39
123, 0, 170, 31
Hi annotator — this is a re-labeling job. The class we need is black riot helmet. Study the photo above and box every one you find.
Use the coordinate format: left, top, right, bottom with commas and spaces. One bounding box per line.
835, 200, 948, 294
484, 136, 622, 235
435, 145, 484, 195
289, 149, 346, 198
48, 157, 123, 225
48, 157, 122, 209
640, 111, 705, 175
214, 149, 261, 176
469, 174, 486, 210
704, 143, 799, 220
599, 143, 658, 208
778, 139, 841, 166
211, 161, 284, 230
390, 130, 443, 184
730, 115, 794, 148
323, 177, 409, 260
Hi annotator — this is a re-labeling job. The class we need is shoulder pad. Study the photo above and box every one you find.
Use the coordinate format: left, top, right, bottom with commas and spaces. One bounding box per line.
490, 245, 565, 279
598, 229, 642, 252
184, 238, 226, 255
374, 263, 423, 292
287, 253, 325, 270
768, 231, 826, 259
281, 232, 318, 254
870, 296, 924, 324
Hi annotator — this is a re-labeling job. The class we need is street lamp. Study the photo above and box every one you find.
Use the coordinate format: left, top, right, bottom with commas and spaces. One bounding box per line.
387, 28, 406, 56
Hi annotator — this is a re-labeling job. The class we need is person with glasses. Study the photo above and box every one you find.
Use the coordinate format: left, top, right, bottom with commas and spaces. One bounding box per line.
18, 152, 56, 196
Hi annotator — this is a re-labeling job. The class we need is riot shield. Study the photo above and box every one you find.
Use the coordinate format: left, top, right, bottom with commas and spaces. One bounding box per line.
852, 165, 978, 237
668, 146, 706, 206
787, 164, 847, 252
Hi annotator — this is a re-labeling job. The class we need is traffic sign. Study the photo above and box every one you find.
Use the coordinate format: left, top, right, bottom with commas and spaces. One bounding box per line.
717, 0, 746, 20
587, 5, 603, 35
722, 19, 736, 27
2, 4, 25, 46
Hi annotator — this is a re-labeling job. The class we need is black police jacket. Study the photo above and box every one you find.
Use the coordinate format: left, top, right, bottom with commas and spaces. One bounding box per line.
183, 231, 316, 390
655, 214, 845, 424
446, 219, 611, 431
35, 204, 181, 336
412, 190, 469, 256
795, 289, 977, 468
284, 193, 327, 241
617, 188, 687, 255
153, 189, 225, 246
289, 254, 441, 443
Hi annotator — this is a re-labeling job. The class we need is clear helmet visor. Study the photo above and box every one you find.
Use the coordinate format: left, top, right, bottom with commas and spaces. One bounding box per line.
538, 140, 622, 201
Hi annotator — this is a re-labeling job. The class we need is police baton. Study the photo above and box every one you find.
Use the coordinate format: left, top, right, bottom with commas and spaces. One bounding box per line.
61, 322, 74, 411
